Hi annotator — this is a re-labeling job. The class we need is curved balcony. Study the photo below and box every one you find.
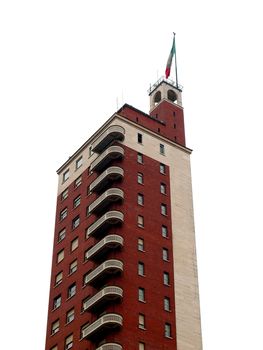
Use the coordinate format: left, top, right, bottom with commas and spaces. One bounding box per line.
89, 166, 124, 193
82, 313, 123, 339
92, 125, 125, 153
84, 259, 123, 286
96, 343, 123, 350
87, 210, 124, 237
90, 146, 124, 172
83, 286, 123, 312
88, 188, 124, 214
85, 235, 124, 261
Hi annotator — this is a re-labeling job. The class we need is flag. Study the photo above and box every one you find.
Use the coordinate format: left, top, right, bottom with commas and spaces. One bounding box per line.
165, 36, 176, 79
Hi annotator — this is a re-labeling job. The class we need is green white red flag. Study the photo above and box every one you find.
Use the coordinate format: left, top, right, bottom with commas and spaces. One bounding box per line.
165, 36, 176, 79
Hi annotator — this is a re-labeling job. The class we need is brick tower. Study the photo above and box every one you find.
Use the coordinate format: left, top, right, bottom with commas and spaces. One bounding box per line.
45, 77, 202, 350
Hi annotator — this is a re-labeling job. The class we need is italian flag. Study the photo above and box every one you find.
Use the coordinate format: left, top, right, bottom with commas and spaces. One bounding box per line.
165, 36, 176, 79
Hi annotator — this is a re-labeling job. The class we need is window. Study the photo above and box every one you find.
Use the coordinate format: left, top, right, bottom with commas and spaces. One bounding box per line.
55, 271, 63, 286
162, 225, 168, 238
74, 176, 82, 188
138, 133, 143, 144
139, 314, 145, 329
60, 208, 67, 221
160, 183, 166, 194
138, 215, 144, 228
138, 193, 144, 206
139, 343, 145, 350
63, 169, 69, 183
51, 319, 59, 335
138, 238, 144, 251
53, 295, 61, 309
160, 163, 166, 174
174, 123, 176, 129
72, 216, 80, 229
89, 146, 93, 157
138, 262, 145, 276
71, 237, 79, 252
163, 248, 169, 261
58, 228, 66, 242
163, 272, 170, 286
57, 249, 64, 263
66, 308, 74, 324
76, 156, 82, 169
165, 323, 172, 338
160, 143, 165, 155
61, 188, 68, 201
81, 323, 90, 338
138, 287, 145, 302
73, 195, 81, 208
137, 152, 143, 164
82, 296, 91, 311
68, 283, 76, 298
65, 334, 73, 350
161, 203, 167, 216
69, 260, 77, 274
137, 172, 143, 184
164, 297, 171, 311
50, 346, 58, 350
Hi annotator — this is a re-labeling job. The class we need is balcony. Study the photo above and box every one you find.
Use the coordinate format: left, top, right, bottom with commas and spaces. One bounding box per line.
82, 313, 123, 339
84, 259, 123, 286
96, 343, 123, 350
92, 125, 125, 153
83, 286, 123, 312
88, 188, 124, 215
85, 235, 124, 260
90, 146, 124, 172
87, 210, 124, 237
89, 166, 124, 193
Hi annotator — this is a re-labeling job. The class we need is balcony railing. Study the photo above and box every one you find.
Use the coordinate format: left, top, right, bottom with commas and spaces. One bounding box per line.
87, 210, 124, 237
88, 188, 124, 214
82, 313, 123, 339
89, 166, 124, 193
92, 125, 125, 153
83, 286, 123, 312
84, 259, 123, 286
90, 146, 124, 172
96, 343, 123, 350
85, 234, 124, 261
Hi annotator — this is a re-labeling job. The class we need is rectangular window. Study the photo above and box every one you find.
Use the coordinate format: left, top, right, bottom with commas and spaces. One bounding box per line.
138, 262, 145, 276
164, 297, 171, 311
137, 193, 144, 206
139, 343, 145, 350
138, 133, 143, 144
71, 237, 78, 252
165, 323, 172, 338
138, 215, 144, 228
65, 334, 73, 350
139, 314, 145, 329
60, 208, 67, 221
89, 146, 93, 157
57, 249, 64, 263
58, 228, 66, 242
51, 319, 59, 335
74, 176, 82, 188
66, 308, 74, 323
137, 152, 143, 164
55, 271, 63, 286
73, 195, 81, 208
69, 260, 77, 274
137, 172, 143, 184
81, 323, 90, 338
138, 238, 144, 251
162, 225, 168, 238
63, 169, 69, 183
161, 203, 167, 216
61, 188, 68, 201
160, 163, 166, 174
72, 216, 80, 229
51, 346, 58, 350
160, 143, 165, 155
76, 156, 83, 169
163, 272, 170, 286
160, 183, 166, 194
138, 287, 145, 302
163, 248, 169, 261
68, 283, 76, 298
53, 295, 61, 309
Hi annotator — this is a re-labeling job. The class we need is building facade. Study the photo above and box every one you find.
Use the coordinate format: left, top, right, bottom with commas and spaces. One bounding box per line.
45, 78, 202, 350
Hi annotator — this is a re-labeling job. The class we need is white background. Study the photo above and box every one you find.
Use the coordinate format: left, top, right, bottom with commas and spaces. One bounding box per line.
1, 1, 263, 349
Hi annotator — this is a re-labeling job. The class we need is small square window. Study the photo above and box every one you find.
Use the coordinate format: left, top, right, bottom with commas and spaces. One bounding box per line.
68, 283, 76, 298
160, 144, 165, 155
138, 262, 145, 276
73, 195, 81, 208
165, 323, 172, 338
60, 208, 67, 221
61, 188, 68, 201
138, 238, 144, 251
164, 297, 171, 311
163, 272, 170, 286
139, 314, 145, 329
162, 225, 168, 238
53, 295, 61, 309
138, 215, 144, 228
138, 193, 144, 206
161, 203, 167, 216
65, 334, 73, 350
58, 228, 66, 242
62, 169, 69, 183
55, 271, 63, 286
71, 237, 78, 252
72, 216, 80, 229
74, 176, 82, 188
137, 153, 143, 164
160, 183, 166, 194
160, 163, 166, 174
76, 156, 83, 170
66, 309, 74, 324
137, 172, 143, 184
138, 133, 143, 144
138, 287, 145, 302
51, 319, 60, 335
57, 249, 64, 264
163, 248, 169, 261
69, 259, 77, 274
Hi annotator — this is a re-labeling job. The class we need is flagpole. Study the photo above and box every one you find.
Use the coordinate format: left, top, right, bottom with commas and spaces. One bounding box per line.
173, 32, 179, 89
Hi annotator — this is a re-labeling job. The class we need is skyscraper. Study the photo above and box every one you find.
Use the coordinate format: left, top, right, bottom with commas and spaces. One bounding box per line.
45, 77, 202, 350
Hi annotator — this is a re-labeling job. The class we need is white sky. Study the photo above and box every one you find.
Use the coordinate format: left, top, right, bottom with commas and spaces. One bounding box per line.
1, 1, 263, 349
